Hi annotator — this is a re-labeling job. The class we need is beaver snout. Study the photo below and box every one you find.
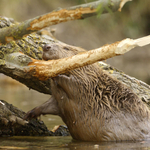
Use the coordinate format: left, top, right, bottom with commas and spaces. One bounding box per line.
42, 44, 60, 60
43, 44, 51, 52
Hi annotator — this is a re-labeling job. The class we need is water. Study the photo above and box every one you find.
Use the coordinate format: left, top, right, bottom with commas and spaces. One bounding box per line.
1, 82, 150, 149
0, 136, 150, 150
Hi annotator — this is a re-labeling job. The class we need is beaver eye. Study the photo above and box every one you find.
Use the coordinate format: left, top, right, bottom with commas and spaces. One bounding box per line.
63, 47, 69, 50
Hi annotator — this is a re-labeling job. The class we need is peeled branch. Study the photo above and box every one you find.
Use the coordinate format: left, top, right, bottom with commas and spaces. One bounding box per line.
0, 0, 130, 45
27, 35, 150, 80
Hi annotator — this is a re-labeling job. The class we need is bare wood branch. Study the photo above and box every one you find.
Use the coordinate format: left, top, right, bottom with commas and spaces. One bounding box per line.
24, 36, 150, 80
0, 0, 129, 45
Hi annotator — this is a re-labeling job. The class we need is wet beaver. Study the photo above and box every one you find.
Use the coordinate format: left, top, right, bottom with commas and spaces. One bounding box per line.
24, 43, 150, 141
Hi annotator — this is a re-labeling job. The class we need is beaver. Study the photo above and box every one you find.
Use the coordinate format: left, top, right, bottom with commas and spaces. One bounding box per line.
24, 43, 150, 141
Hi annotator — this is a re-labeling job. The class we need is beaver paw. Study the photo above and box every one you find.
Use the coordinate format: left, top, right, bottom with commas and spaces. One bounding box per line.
24, 108, 41, 120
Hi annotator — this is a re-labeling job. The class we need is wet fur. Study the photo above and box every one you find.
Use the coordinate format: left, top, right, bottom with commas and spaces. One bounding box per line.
25, 43, 150, 141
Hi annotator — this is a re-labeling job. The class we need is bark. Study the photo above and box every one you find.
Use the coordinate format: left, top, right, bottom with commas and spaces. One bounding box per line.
0, 0, 130, 45
0, 18, 55, 94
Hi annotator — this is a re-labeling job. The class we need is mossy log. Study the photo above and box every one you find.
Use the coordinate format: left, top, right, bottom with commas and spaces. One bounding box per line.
0, 99, 69, 136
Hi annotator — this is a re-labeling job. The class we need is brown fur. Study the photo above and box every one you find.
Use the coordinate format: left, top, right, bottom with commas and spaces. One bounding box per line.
25, 43, 150, 141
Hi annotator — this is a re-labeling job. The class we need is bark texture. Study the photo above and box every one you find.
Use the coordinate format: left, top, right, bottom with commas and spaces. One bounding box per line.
0, 16, 54, 94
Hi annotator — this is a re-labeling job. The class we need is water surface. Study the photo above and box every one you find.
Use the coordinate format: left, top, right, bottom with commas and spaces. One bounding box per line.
0, 136, 150, 150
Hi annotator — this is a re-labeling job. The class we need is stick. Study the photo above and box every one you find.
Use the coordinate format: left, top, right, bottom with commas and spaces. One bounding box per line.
28, 35, 150, 80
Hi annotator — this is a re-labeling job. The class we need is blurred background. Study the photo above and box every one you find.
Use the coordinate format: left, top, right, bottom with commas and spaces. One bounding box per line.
0, 0, 150, 128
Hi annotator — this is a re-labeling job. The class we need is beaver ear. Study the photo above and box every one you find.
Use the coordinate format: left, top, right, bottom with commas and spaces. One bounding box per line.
63, 47, 69, 51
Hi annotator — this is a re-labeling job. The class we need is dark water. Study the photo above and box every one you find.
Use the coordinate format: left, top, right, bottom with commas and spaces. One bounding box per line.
0, 136, 150, 150
1, 136, 150, 150
1, 84, 150, 150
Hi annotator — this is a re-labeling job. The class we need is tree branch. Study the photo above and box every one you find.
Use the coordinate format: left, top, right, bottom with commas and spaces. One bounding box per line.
0, 0, 130, 45
1, 35, 149, 95
26, 36, 150, 80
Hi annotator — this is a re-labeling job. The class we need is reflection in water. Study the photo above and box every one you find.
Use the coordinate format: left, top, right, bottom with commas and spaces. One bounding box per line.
0, 136, 150, 150
0, 83, 150, 149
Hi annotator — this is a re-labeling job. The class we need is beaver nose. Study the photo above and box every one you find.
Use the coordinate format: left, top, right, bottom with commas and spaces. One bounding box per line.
43, 44, 51, 52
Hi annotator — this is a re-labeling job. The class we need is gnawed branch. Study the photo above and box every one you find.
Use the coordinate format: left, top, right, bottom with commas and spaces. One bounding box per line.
0, 0, 130, 45
2, 35, 150, 90
25, 35, 150, 80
